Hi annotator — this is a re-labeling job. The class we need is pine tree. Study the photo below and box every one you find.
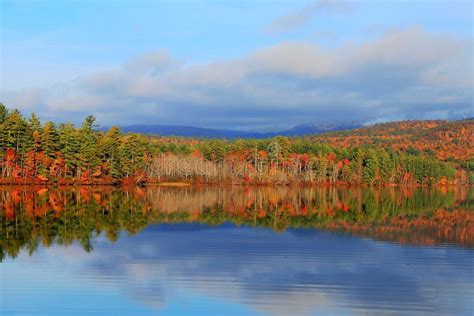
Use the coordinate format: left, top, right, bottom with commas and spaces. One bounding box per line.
41, 121, 59, 159
363, 149, 378, 185
378, 150, 393, 184
0, 104, 8, 152
29, 113, 41, 132
2, 109, 28, 159
119, 135, 134, 177
350, 148, 364, 183
58, 123, 81, 178
79, 116, 99, 178
0, 103, 7, 124
101, 126, 122, 178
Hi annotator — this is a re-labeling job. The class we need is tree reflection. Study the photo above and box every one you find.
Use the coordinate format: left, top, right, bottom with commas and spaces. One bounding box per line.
1, 186, 473, 259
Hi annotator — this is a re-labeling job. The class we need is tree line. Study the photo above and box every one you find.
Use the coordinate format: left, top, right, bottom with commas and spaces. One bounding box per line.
0, 104, 470, 185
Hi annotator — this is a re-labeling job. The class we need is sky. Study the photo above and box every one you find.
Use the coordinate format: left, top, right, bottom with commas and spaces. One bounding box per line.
1, 0, 473, 131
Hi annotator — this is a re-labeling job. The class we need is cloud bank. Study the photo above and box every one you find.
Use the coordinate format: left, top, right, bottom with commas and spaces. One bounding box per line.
2, 27, 472, 130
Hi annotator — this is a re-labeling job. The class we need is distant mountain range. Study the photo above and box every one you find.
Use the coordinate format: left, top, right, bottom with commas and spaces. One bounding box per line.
108, 123, 361, 138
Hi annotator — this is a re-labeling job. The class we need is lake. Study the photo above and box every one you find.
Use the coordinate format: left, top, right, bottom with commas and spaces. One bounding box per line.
1, 186, 473, 315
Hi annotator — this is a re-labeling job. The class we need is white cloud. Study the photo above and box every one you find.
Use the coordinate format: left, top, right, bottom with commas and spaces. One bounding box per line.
1, 27, 472, 130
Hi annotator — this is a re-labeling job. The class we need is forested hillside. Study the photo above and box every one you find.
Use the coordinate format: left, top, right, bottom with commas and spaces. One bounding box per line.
0, 104, 472, 186
313, 120, 473, 162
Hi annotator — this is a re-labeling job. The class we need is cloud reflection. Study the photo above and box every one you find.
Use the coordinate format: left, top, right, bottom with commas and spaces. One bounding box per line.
42, 224, 474, 315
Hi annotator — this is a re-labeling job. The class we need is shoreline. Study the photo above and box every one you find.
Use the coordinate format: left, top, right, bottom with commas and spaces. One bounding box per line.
0, 179, 471, 188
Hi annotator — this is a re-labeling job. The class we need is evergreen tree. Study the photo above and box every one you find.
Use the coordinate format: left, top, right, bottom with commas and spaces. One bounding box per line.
58, 123, 81, 177
378, 150, 393, 184
29, 113, 41, 132
41, 121, 59, 159
350, 148, 364, 183
101, 126, 122, 178
2, 109, 28, 158
0, 103, 7, 124
363, 149, 378, 184
79, 116, 99, 177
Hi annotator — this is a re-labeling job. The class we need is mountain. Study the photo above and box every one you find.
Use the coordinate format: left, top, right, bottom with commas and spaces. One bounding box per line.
112, 123, 360, 138
276, 123, 360, 137
116, 125, 259, 138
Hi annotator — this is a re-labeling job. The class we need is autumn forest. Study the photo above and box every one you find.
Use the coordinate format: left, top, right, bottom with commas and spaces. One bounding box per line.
0, 104, 473, 186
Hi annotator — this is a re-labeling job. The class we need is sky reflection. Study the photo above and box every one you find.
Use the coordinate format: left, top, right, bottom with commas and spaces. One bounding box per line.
2, 223, 473, 315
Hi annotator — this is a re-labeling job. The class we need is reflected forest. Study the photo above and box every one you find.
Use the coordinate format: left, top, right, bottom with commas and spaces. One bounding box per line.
2, 186, 473, 260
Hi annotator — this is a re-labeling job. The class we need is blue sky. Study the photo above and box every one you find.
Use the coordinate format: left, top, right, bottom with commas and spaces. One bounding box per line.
1, 0, 473, 130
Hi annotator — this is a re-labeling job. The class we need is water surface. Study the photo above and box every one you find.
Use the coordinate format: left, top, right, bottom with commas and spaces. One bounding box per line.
1, 186, 473, 315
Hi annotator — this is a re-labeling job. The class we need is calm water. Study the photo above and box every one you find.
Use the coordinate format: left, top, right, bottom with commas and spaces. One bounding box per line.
1, 186, 473, 315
